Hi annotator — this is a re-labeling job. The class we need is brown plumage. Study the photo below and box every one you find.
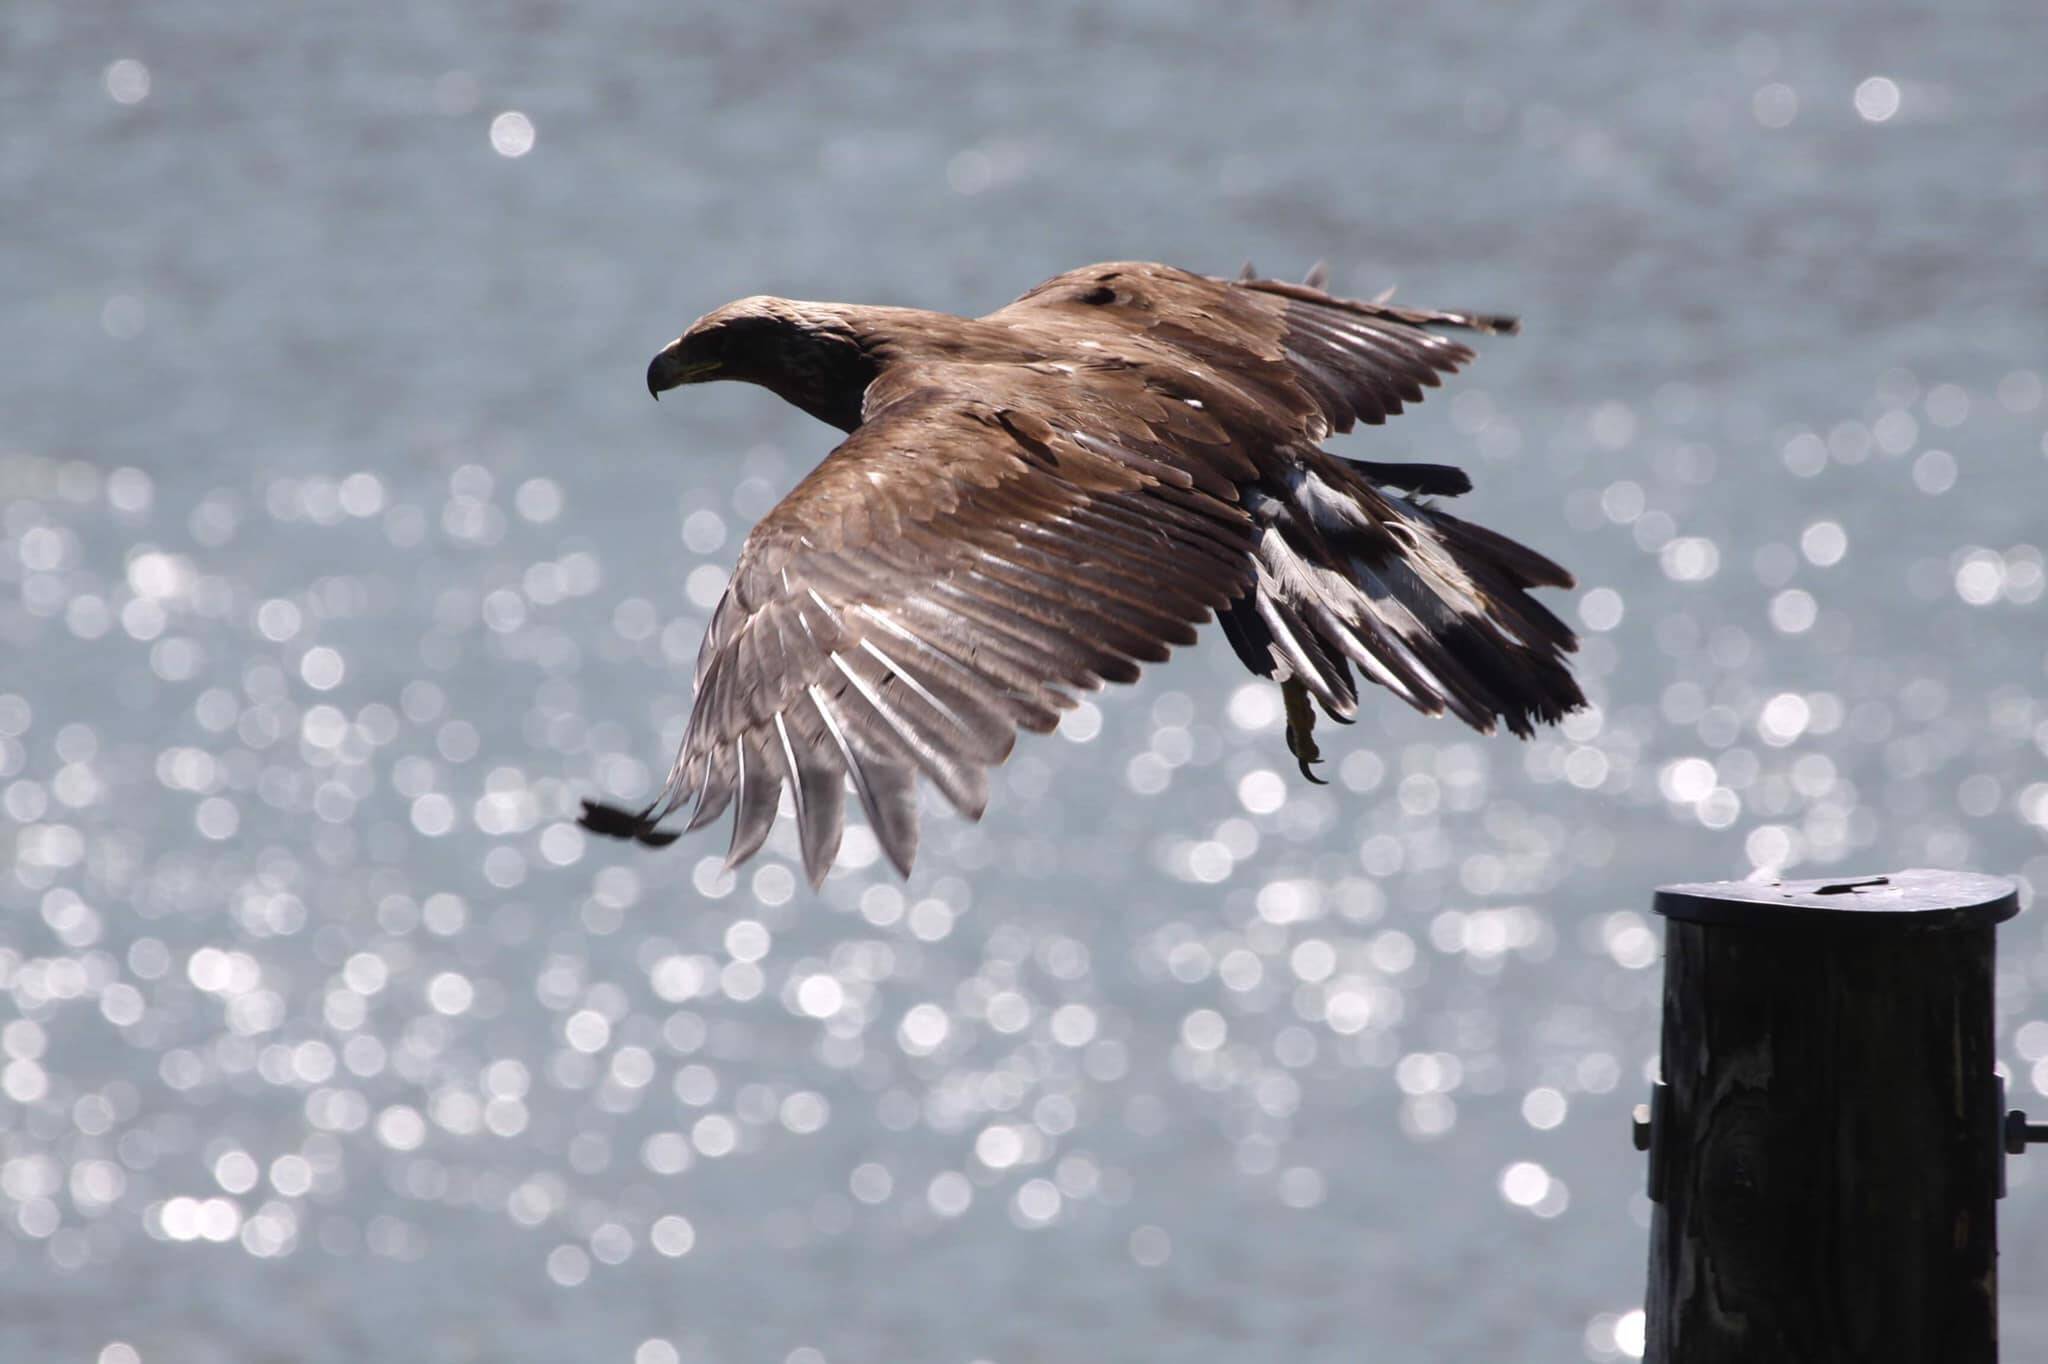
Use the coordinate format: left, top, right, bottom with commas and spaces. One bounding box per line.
580, 261, 1585, 886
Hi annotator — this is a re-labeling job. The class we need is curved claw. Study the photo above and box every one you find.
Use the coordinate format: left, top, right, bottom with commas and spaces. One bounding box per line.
1280, 676, 1329, 785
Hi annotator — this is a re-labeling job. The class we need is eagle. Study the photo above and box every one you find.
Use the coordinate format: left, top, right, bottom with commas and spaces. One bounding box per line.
579, 261, 1584, 886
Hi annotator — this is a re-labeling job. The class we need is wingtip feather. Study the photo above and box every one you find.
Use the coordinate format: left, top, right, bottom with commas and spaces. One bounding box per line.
578, 799, 683, 848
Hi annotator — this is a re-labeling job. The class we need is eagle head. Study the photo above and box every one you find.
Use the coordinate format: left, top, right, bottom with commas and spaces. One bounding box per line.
647, 296, 878, 431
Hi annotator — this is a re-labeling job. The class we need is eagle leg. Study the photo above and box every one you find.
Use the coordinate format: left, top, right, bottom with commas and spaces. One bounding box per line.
1280, 676, 1328, 785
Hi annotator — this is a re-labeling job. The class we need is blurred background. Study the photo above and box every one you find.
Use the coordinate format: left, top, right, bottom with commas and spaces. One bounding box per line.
4, 2, 2046, 1360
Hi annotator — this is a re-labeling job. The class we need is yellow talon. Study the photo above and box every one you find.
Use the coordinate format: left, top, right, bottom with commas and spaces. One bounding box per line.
1280, 676, 1327, 785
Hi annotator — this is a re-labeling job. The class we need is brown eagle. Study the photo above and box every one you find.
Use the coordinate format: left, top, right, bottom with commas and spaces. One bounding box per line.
580, 261, 1583, 885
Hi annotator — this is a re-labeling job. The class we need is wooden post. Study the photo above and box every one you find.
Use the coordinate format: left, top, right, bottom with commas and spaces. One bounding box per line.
1640, 868, 2020, 1364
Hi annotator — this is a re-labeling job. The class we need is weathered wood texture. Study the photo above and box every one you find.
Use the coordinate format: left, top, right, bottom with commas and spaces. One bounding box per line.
1644, 870, 2018, 1364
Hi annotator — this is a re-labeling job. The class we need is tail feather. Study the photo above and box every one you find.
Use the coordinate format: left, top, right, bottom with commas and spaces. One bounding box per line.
1224, 454, 1584, 741
1339, 458, 1473, 498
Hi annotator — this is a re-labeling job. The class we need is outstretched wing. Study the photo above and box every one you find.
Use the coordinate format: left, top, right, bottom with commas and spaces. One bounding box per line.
582, 371, 1260, 886
988, 262, 1576, 748
991, 259, 1517, 445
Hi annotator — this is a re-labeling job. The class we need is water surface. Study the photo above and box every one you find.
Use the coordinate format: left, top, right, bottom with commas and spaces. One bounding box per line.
4, 4, 2046, 1360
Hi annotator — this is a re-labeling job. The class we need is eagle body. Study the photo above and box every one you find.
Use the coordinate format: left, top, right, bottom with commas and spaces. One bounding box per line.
582, 262, 1584, 885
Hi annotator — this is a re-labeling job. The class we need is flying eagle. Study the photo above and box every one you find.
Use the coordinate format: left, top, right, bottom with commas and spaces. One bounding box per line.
580, 261, 1584, 885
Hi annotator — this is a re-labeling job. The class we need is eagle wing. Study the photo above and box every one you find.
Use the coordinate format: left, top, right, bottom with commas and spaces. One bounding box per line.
990, 259, 1518, 445
988, 260, 1572, 715
582, 366, 1261, 886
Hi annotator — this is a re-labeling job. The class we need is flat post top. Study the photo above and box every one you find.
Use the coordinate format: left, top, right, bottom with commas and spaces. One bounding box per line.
1653, 867, 2019, 930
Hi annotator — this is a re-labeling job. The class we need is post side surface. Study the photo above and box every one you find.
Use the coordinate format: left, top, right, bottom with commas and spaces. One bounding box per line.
1644, 901, 2002, 1364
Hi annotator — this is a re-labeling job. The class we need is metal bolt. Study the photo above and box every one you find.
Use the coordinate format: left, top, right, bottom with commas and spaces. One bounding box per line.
2005, 1109, 2048, 1156
1632, 1102, 1653, 1152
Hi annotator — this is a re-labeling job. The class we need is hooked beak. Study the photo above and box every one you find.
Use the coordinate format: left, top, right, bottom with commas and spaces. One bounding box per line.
646, 341, 721, 400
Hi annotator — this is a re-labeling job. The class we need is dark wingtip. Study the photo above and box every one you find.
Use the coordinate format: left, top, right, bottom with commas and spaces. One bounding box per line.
579, 799, 682, 847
